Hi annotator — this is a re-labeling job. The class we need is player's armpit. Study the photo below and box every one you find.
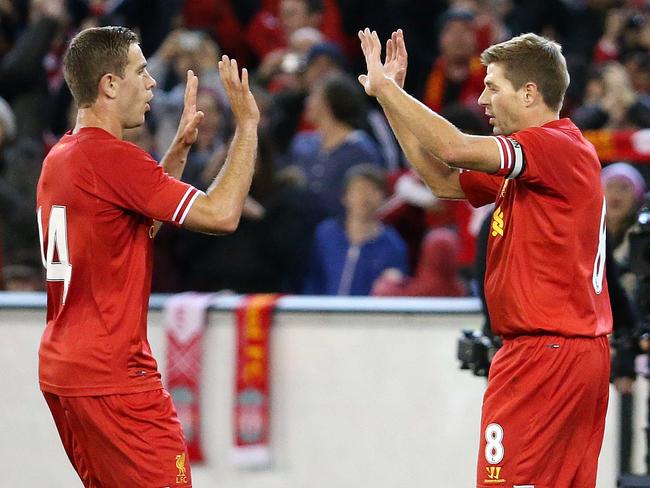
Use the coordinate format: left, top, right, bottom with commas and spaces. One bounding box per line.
181, 192, 240, 235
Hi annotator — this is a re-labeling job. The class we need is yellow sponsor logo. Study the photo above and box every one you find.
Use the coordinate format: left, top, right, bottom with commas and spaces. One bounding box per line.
491, 206, 505, 237
175, 453, 188, 484
484, 466, 506, 484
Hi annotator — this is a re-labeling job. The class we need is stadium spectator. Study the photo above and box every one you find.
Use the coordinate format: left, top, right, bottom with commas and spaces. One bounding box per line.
0, 0, 66, 140
594, 8, 650, 65
101, 0, 183, 57
371, 227, 467, 297
421, 10, 485, 115
148, 29, 225, 151
245, 0, 345, 64
173, 133, 323, 293
266, 40, 349, 156
182, 0, 252, 65
286, 72, 384, 217
303, 164, 408, 295
603, 162, 648, 298
255, 26, 324, 92
573, 62, 650, 130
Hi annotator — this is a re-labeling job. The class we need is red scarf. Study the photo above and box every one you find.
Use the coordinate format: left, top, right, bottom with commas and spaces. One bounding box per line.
232, 294, 282, 467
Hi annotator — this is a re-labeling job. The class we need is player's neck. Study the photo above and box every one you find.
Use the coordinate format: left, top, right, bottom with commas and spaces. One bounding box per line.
521, 107, 560, 131
73, 106, 123, 139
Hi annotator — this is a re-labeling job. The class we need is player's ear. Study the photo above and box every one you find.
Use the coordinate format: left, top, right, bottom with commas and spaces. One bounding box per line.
98, 73, 119, 100
522, 82, 537, 108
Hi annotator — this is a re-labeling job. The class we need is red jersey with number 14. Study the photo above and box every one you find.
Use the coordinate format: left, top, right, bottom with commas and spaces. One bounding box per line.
36, 127, 201, 396
460, 118, 612, 338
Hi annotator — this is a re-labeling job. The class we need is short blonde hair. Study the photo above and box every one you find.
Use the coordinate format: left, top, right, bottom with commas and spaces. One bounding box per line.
480, 33, 569, 112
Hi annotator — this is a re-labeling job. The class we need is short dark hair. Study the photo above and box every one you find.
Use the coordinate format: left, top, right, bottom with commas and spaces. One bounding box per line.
321, 73, 364, 127
480, 33, 569, 112
63, 26, 138, 107
343, 164, 387, 195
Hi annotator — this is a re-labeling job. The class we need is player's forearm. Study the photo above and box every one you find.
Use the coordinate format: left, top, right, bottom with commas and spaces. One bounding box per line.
381, 100, 463, 198
203, 124, 258, 230
376, 79, 482, 170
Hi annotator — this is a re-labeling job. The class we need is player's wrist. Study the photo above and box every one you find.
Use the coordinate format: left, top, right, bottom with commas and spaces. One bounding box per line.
375, 75, 396, 99
235, 119, 259, 132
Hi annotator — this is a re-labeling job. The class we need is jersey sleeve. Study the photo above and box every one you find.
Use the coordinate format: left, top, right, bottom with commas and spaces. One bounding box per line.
458, 170, 503, 208
493, 127, 576, 192
92, 141, 202, 226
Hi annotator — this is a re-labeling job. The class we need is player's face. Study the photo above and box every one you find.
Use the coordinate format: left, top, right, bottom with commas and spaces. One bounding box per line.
478, 63, 522, 136
117, 43, 156, 129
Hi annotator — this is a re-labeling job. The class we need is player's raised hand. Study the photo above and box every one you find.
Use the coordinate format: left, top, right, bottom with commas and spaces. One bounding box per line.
357, 28, 389, 97
218, 55, 260, 129
176, 70, 205, 146
384, 29, 408, 89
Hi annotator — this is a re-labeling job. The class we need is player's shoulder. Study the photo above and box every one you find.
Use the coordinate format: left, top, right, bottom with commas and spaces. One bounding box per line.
73, 127, 148, 156
515, 118, 580, 143
78, 129, 158, 175
513, 118, 585, 155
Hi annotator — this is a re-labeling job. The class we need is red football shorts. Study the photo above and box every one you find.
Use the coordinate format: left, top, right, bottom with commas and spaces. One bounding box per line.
43, 388, 192, 487
476, 335, 610, 488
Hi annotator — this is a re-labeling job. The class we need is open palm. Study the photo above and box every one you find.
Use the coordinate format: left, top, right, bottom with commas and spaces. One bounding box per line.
384, 29, 408, 89
177, 70, 204, 146
357, 28, 386, 97
358, 29, 409, 96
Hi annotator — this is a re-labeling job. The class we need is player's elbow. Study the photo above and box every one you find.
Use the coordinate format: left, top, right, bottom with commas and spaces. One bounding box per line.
208, 209, 240, 234
437, 134, 474, 168
188, 208, 241, 235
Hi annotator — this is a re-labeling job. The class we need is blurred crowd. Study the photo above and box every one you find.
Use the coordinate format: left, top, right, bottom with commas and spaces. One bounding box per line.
0, 0, 649, 300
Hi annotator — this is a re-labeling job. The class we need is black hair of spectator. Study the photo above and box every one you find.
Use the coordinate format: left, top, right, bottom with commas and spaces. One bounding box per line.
321, 73, 365, 128
342, 164, 387, 196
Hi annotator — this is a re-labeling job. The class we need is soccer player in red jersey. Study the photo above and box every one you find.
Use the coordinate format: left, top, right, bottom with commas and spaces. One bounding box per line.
358, 29, 612, 488
36, 26, 259, 487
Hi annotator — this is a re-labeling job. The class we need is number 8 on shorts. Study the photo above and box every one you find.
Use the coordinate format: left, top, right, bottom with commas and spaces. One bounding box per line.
485, 423, 504, 464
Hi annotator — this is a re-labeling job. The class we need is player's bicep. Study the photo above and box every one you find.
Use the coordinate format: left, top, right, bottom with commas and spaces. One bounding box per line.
448, 135, 524, 179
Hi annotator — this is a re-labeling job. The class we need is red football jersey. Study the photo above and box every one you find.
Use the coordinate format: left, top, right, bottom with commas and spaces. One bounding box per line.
36, 127, 201, 396
460, 118, 612, 338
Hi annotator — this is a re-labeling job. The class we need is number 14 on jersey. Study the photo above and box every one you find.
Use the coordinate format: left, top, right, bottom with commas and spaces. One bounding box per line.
37, 206, 72, 304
